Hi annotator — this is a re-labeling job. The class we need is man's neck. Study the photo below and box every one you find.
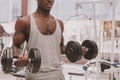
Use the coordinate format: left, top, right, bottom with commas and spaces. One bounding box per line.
36, 8, 50, 17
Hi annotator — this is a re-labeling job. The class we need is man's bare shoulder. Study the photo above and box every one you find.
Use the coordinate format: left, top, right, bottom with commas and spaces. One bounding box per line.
15, 15, 30, 31
57, 19, 64, 32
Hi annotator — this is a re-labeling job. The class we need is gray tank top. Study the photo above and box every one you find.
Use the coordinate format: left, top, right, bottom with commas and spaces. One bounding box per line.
27, 14, 62, 71
26, 14, 64, 79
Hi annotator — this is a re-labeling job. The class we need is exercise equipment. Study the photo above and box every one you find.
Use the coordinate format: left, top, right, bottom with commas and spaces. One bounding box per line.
100, 61, 120, 72
1, 47, 41, 73
82, 40, 98, 60
100, 61, 111, 72
27, 48, 41, 73
66, 40, 98, 62
83, 61, 96, 71
0, 39, 4, 54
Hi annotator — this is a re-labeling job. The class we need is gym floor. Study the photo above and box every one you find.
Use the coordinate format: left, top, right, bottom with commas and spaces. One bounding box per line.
0, 63, 82, 80
0, 60, 110, 80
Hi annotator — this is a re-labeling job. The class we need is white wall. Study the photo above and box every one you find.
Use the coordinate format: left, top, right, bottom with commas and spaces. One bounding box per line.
28, 0, 37, 14
0, 0, 9, 22
1, 22, 15, 33
63, 20, 102, 44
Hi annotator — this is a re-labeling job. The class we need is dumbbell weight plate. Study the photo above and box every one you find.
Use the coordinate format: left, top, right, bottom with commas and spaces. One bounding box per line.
81, 40, 98, 60
5, 48, 13, 72
91, 40, 98, 58
1, 48, 7, 71
0, 43, 3, 53
28, 48, 41, 73
66, 41, 82, 63
1, 48, 13, 72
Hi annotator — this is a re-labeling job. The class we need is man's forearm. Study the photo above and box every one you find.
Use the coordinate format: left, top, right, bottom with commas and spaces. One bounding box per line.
12, 45, 20, 58
61, 45, 66, 54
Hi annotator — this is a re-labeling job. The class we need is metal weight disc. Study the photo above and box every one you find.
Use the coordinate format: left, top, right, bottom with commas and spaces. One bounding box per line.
81, 40, 98, 60
1, 50, 5, 66
28, 48, 41, 73
66, 41, 82, 63
5, 48, 13, 72
0, 41, 4, 53
1, 49, 7, 71
91, 40, 98, 58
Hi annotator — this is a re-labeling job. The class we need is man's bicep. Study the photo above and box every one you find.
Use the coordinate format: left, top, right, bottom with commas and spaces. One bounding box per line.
13, 19, 26, 48
15, 19, 25, 32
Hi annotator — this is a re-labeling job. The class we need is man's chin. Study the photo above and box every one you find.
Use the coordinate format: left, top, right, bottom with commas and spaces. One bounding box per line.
44, 8, 51, 12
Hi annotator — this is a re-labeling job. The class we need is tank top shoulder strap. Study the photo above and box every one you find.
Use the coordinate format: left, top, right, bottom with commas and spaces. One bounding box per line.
30, 14, 37, 30
54, 19, 62, 34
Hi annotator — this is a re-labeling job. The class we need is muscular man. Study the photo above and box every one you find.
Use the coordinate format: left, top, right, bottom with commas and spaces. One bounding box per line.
12, 0, 66, 80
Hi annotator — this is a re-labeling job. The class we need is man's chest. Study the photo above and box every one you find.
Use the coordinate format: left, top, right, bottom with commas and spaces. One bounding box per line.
36, 19, 57, 35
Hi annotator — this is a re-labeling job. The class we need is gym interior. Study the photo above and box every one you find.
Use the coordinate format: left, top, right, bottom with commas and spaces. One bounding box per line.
0, 0, 120, 80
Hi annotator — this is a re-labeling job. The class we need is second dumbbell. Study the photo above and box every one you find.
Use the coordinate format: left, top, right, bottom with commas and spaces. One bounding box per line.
1, 47, 41, 73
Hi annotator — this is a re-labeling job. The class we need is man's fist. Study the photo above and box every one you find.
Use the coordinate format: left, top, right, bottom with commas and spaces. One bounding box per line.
14, 52, 29, 67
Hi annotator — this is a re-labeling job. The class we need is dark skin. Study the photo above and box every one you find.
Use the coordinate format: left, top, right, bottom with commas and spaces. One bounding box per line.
12, 0, 66, 67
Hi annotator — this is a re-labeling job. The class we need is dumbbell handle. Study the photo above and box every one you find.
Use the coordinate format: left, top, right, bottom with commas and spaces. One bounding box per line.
13, 42, 28, 63
82, 46, 88, 56
20, 41, 27, 57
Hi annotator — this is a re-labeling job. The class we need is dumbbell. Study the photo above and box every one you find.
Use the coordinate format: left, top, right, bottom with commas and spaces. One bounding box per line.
1, 47, 41, 73
65, 40, 98, 63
